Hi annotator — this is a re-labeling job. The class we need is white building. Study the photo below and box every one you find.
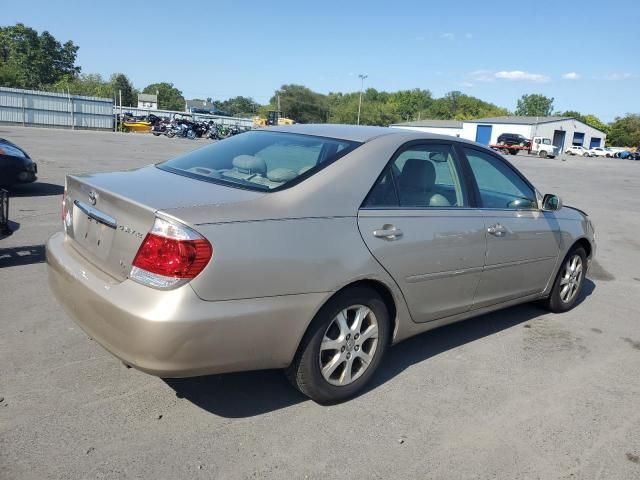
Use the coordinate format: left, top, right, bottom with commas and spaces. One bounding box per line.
391, 116, 607, 152
137, 93, 158, 110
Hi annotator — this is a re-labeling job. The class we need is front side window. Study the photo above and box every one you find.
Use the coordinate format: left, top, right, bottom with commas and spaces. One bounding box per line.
158, 131, 359, 191
463, 148, 537, 210
364, 144, 467, 208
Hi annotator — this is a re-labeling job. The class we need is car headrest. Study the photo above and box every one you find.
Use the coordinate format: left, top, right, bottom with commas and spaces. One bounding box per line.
399, 159, 435, 190
232, 155, 267, 174
267, 168, 298, 183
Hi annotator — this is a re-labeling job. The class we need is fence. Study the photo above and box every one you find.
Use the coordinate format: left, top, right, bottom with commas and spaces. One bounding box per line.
0, 87, 254, 131
0, 87, 114, 130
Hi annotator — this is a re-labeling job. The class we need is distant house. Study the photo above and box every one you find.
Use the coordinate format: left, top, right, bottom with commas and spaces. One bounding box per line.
185, 99, 231, 117
137, 93, 158, 110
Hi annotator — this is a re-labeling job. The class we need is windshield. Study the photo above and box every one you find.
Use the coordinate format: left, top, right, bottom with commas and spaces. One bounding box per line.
158, 130, 360, 191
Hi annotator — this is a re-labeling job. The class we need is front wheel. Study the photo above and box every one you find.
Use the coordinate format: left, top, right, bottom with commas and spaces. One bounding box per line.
542, 247, 587, 313
286, 287, 390, 404
539, 150, 548, 158
166, 130, 175, 138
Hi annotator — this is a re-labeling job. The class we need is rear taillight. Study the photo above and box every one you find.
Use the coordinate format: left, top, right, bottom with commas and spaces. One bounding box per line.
130, 217, 213, 289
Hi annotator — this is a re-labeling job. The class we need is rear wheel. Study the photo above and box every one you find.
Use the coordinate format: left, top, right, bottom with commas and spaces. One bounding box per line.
539, 150, 548, 158
286, 287, 390, 404
509, 149, 518, 155
543, 247, 587, 313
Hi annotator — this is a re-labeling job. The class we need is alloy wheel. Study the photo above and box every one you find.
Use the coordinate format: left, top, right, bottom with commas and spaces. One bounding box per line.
319, 305, 379, 386
559, 254, 583, 303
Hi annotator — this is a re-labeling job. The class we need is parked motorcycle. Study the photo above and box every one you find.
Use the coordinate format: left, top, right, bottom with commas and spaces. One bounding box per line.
166, 120, 196, 139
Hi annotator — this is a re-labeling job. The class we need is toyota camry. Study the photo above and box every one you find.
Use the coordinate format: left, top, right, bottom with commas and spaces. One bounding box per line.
46, 124, 595, 403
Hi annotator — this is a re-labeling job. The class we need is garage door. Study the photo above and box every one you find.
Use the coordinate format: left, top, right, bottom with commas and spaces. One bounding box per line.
572, 132, 585, 146
475, 125, 492, 145
590, 137, 601, 148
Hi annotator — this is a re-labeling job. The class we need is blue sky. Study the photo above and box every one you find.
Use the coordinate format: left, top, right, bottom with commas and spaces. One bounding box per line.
4, 0, 639, 121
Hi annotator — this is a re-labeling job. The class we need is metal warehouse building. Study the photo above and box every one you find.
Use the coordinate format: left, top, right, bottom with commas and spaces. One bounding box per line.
391, 116, 607, 152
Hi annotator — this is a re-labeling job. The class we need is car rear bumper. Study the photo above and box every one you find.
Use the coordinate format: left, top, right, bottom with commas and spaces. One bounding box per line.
46, 231, 325, 377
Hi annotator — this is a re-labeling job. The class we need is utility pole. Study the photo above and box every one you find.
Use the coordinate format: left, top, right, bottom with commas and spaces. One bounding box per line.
357, 74, 368, 125
277, 94, 281, 114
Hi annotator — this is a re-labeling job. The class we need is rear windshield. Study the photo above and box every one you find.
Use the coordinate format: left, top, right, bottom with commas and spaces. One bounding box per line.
157, 130, 360, 191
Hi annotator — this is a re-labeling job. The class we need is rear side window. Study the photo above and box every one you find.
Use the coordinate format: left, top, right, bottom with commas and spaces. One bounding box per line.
364, 144, 467, 208
158, 131, 359, 191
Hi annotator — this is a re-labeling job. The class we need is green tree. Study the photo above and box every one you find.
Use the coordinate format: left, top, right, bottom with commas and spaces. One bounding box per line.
270, 84, 328, 123
557, 111, 610, 135
215, 96, 257, 116
143, 82, 184, 110
51, 73, 111, 97
515, 94, 554, 116
607, 114, 640, 147
582, 114, 610, 135
0, 23, 79, 89
111, 73, 136, 107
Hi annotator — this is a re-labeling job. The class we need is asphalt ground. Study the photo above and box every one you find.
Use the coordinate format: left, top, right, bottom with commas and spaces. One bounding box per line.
1, 126, 639, 479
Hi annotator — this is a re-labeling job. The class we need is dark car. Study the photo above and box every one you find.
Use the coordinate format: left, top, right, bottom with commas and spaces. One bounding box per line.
497, 133, 531, 148
0, 138, 37, 187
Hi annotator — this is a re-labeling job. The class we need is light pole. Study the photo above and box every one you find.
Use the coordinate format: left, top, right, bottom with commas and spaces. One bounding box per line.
357, 74, 367, 125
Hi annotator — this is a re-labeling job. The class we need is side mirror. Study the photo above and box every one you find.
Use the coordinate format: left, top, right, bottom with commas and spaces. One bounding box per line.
542, 194, 563, 211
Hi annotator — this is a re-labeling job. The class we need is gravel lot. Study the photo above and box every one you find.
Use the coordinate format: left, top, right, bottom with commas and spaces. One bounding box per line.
1, 126, 639, 480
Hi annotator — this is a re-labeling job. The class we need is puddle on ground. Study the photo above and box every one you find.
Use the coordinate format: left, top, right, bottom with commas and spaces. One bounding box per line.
588, 259, 615, 281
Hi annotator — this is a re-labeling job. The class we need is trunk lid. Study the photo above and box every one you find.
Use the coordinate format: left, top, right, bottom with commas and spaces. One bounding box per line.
64, 165, 264, 281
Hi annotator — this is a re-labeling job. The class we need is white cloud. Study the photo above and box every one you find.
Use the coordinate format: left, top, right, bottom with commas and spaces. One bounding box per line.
561, 72, 580, 80
469, 70, 496, 82
459, 81, 474, 88
606, 72, 633, 80
494, 70, 550, 82
441, 32, 455, 40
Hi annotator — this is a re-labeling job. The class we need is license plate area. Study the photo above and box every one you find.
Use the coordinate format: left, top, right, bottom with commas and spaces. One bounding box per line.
72, 201, 116, 260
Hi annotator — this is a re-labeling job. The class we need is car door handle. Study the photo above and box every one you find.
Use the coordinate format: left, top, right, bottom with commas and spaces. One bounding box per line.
487, 223, 507, 237
373, 226, 403, 240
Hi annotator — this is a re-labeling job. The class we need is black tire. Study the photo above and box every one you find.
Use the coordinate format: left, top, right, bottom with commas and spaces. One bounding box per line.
539, 150, 548, 158
583, 152, 589, 157
286, 287, 390, 404
509, 149, 518, 155
542, 247, 587, 313
166, 130, 175, 138
152, 132, 161, 137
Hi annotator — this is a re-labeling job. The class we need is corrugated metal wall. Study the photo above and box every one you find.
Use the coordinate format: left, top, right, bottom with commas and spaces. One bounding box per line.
0, 87, 113, 130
